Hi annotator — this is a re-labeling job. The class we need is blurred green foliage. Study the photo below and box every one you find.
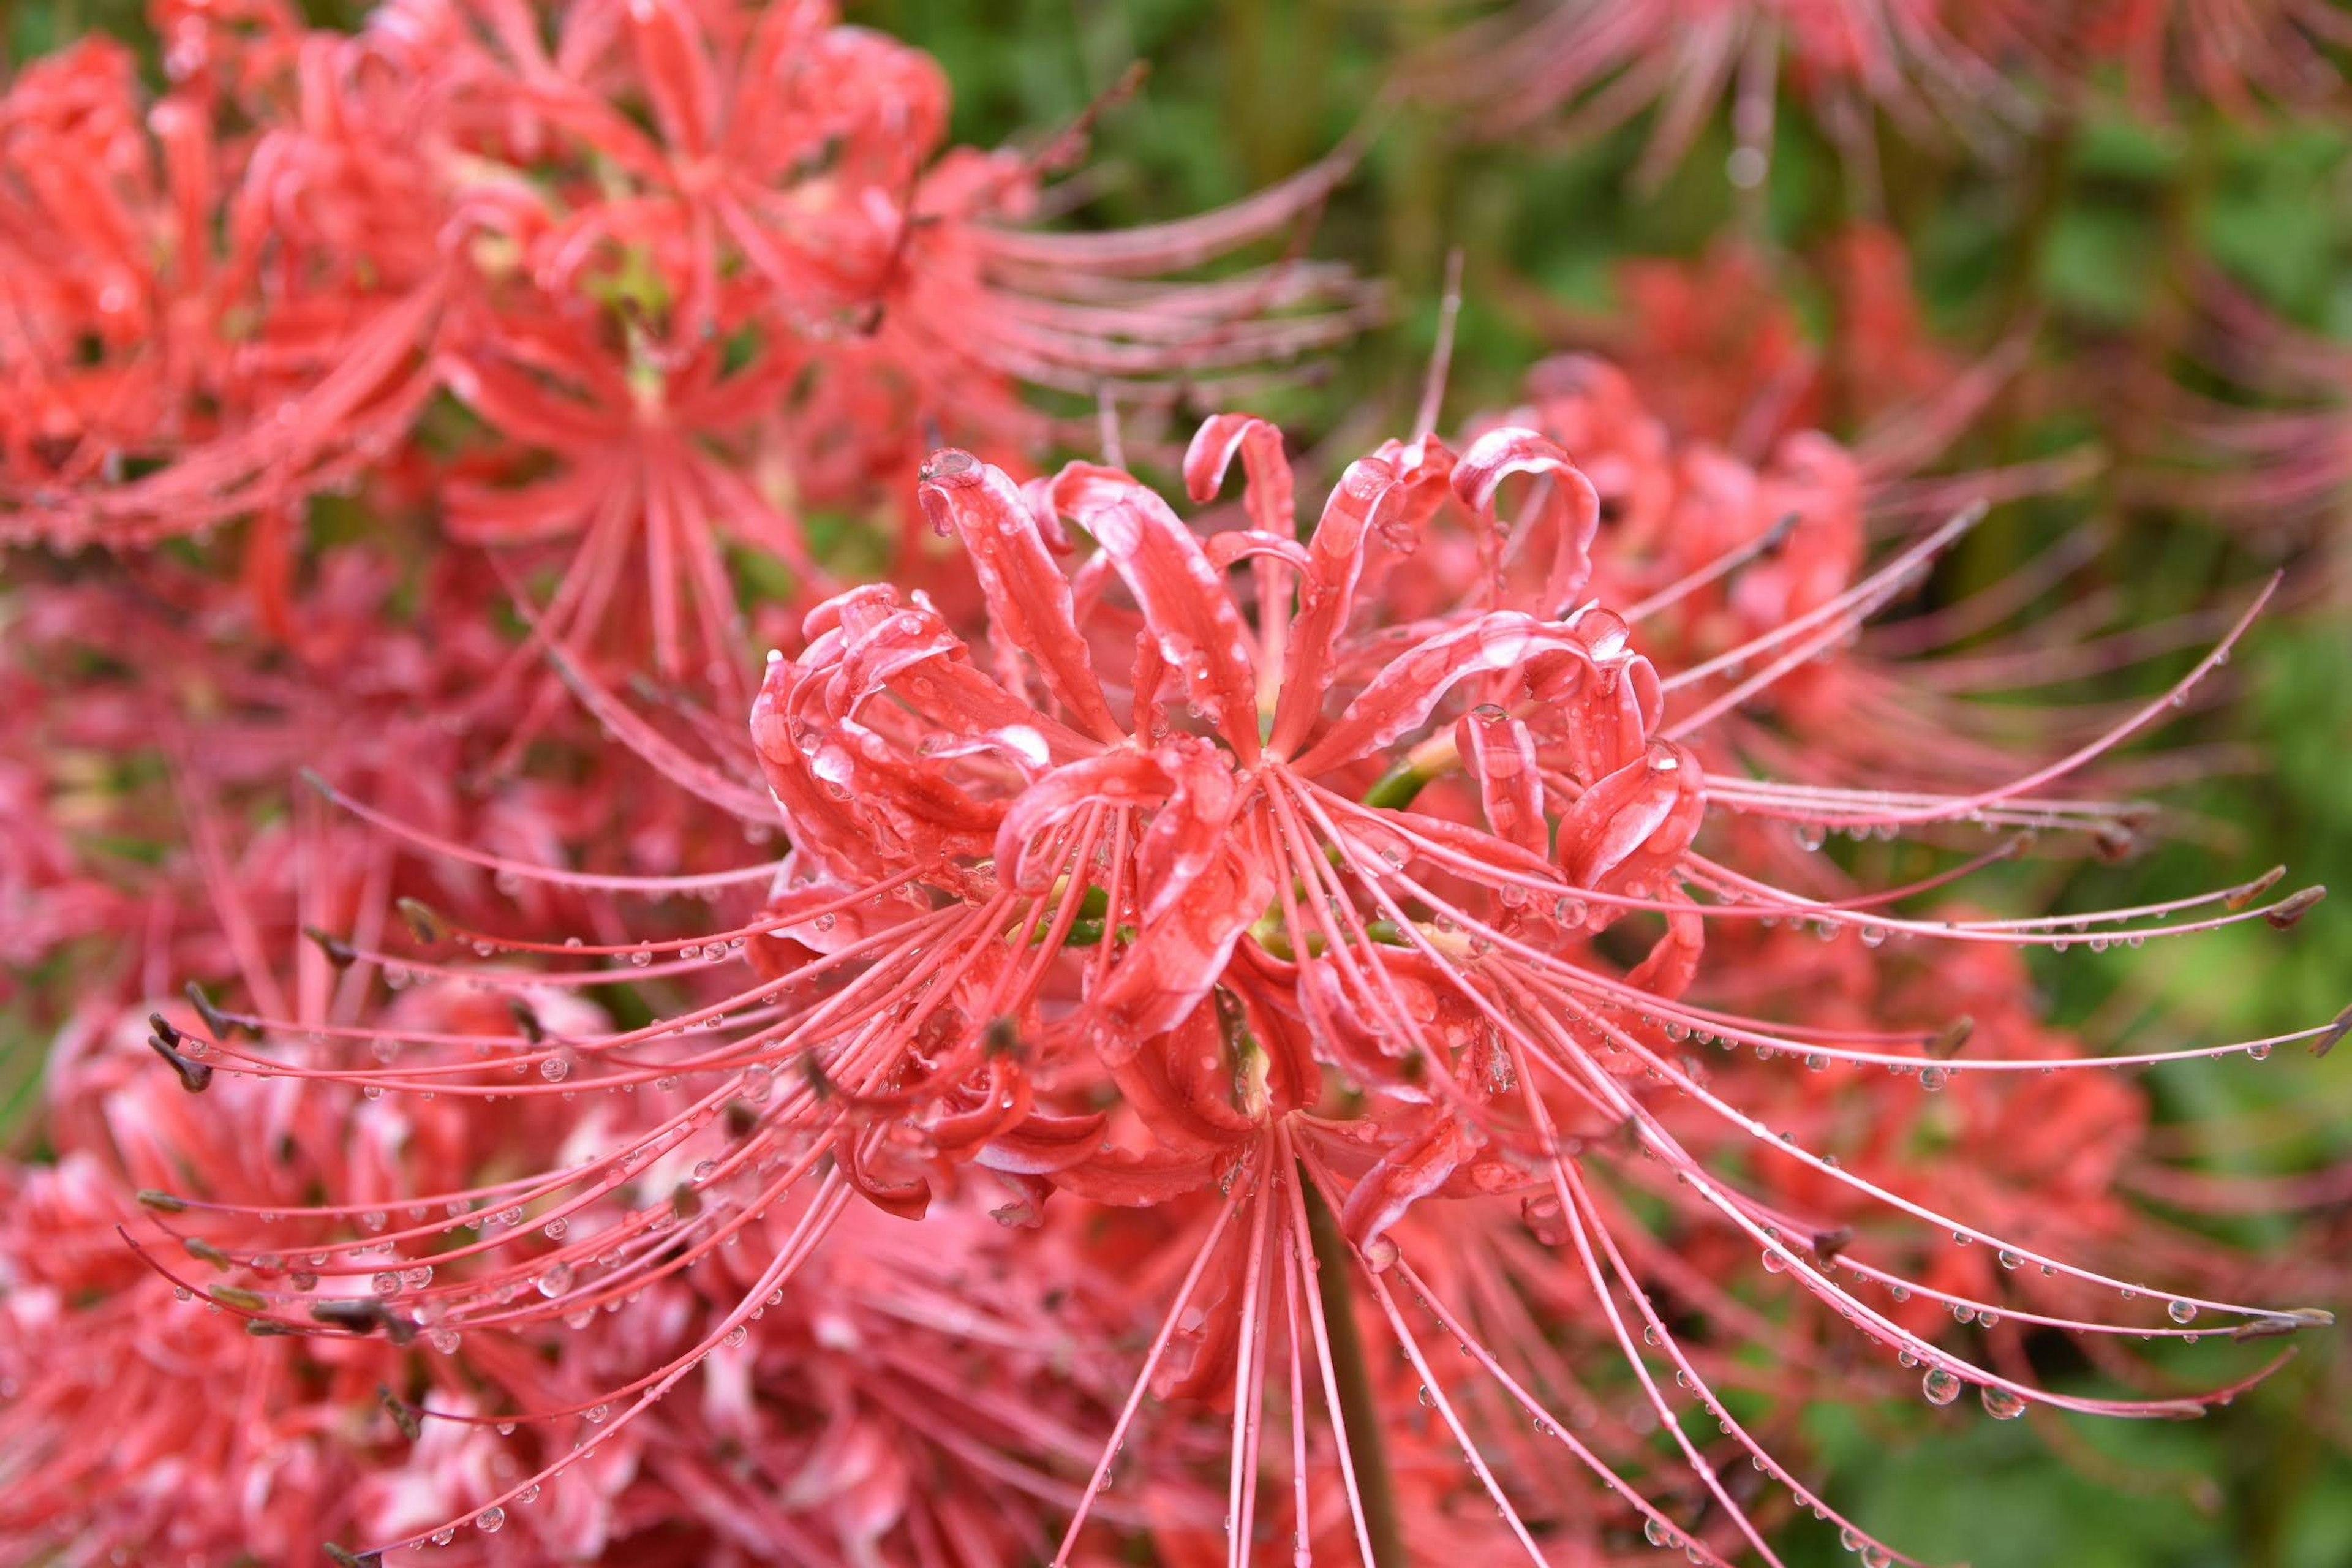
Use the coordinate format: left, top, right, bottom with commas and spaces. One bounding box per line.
7, 2, 2349, 1562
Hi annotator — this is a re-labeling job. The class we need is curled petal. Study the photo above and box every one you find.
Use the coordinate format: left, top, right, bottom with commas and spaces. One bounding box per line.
1270, 454, 1405, 756
1050, 461, 1262, 758
1292, 612, 1591, 775
919, 450, 1123, 742
1457, 703, 1547, 857
994, 752, 1154, 892
1183, 413, 1295, 537
1558, 741, 1706, 889
1450, 425, 1601, 617
977, 1110, 1112, 1175
1338, 1112, 1483, 1267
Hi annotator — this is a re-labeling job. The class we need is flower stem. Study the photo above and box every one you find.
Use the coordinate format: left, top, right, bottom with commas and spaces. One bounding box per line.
1300, 1163, 1404, 1566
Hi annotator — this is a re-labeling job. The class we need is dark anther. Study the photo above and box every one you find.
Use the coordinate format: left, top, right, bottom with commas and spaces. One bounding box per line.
378, 1382, 423, 1441
508, 998, 546, 1043
183, 1236, 232, 1268
310, 1298, 417, 1346
149, 1012, 183, 1047
2264, 886, 2326, 930
2315, 1003, 2351, 1061
1929, 1016, 1975, 1059
209, 1284, 268, 1312
304, 925, 358, 967
137, 1188, 187, 1212
724, 1099, 760, 1139
2226, 865, 2286, 911
799, 1054, 835, 1099
324, 1544, 385, 1567
184, 980, 242, 1041
984, 1016, 1022, 1058
1812, 1226, 1855, 1262
395, 897, 447, 948
149, 1031, 213, 1093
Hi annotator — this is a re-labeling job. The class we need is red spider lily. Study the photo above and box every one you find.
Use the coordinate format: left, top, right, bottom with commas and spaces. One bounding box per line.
527, 1198, 1235, 1566
0, 769, 650, 1568
2138, 279, 2352, 601
2073, 0, 2352, 118
1507, 232, 1969, 461
0, 15, 451, 556
1411, 0, 2048, 194
1484, 343, 2194, 829
132, 410, 2343, 1564
0, 0, 1376, 700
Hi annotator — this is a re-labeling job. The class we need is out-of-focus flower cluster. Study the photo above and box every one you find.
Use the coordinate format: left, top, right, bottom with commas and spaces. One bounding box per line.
2, 3, 2345, 1568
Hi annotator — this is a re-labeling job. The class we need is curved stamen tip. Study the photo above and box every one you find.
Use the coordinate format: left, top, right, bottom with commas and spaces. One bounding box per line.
148, 1031, 213, 1093
1930, 1016, 1975, 1059
2264, 886, 2326, 930
311, 1297, 418, 1345
304, 925, 358, 967
183, 980, 241, 1041
985, 1016, 1025, 1057
395, 897, 448, 948
2315, 1003, 2351, 1060
324, 1545, 385, 1568
379, 1383, 423, 1441
297, 767, 336, 801
2226, 866, 2287, 910
2230, 1310, 2333, 1342
2094, 823, 2139, 863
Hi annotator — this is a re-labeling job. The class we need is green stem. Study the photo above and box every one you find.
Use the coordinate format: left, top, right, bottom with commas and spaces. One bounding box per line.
1300, 1164, 1405, 1567
1361, 761, 1429, 811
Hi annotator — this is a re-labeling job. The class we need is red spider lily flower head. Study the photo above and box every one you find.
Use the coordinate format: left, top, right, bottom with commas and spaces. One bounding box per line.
2133, 279, 2352, 606
0, 959, 646, 1564
1488, 319, 2143, 818
1515, 232, 1958, 461
0, 9, 453, 569
154, 409, 2344, 1562
1410, 0, 2049, 193
3, 0, 1376, 703
534, 1197, 1235, 1566
2069, 0, 2350, 119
